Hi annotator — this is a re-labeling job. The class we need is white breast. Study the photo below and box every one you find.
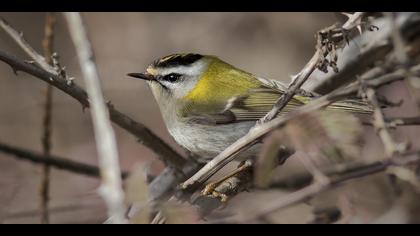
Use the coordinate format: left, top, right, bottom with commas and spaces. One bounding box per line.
168, 119, 258, 161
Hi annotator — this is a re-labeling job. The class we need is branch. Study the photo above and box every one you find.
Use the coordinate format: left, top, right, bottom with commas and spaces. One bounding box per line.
39, 12, 56, 224
310, 12, 420, 94
0, 50, 186, 170
362, 116, 420, 128
0, 16, 57, 75
259, 12, 367, 123
366, 88, 399, 157
181, 64, 420, 190
64, 12, 127, 224
219, 150, 420, 223
0, 16, 186, 171
259, 49, 321, 123
0, 142, 128, 178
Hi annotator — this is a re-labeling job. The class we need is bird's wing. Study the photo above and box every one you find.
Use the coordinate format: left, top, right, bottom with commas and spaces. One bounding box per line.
183, 78, 310, 125
183, 77, 371, 125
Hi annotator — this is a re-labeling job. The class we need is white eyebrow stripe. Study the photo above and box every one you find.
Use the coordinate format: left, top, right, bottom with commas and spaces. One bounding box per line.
159, 60, 208, 76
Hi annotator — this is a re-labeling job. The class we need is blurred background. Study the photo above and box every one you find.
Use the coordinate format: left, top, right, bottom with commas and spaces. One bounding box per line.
1, 12, 419, 224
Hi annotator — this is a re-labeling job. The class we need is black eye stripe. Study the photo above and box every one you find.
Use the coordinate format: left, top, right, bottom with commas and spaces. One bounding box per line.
162, 73, 182, 83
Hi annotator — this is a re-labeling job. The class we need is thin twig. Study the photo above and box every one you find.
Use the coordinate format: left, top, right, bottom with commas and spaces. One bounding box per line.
310, 12, 420, 94
0, 142, 128, 178
0, 16, 186, 171
219, 150, 420, 223
181, 64, 420, 190
182, 12, 369, 191
366, 88, 398, 157
64, 12, 127, 224
258, 49, 322, 123
39, 12, 56, 224
0, 16, 57, 75
0, 49, 186, 170
362, 116, 420, 127
259, 12, 367, 123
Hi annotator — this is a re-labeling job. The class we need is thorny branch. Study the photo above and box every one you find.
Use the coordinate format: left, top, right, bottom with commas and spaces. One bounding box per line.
39, 12, 56, 224
64, 12, 127, 224
0, 17, 186, 171
0, 16, 58, 75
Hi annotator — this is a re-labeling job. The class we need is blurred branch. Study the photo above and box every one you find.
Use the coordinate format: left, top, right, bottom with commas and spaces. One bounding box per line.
181, 51, 420, 193
182, 12, 370, 191
39, 12, 56, 224
64, 12, 127, 224
0, 142, 128, 178
259, 12, 367, 123
311, 12, 420, 94
0, 16, 186, 172
220, 150, 420, 223
362, 116, 420, 127
366, 88, 399, 157
313, 40, 392, 94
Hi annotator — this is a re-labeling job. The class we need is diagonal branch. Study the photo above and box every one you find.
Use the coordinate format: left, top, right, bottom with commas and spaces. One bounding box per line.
181, 64, 420, 190
218, 150, 420, 223
0, 16, 186, 171
0, 16, 57, 75
259, 12, 367, 123
0, 50, 186, 171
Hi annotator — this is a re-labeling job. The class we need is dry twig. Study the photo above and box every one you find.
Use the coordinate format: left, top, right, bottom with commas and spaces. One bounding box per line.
366, 88, 399, 157
182, 12, 371, 190
64, 12, 127, 224
218, 150, 420, 223
0, 17, 186, 171
181, 64, 420, 190
0, 142, 129, 178
0, 16, 58, 75
39, 12, 56, 224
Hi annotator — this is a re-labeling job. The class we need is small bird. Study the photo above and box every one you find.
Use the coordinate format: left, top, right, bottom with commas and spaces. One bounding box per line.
128, 53, 372, 163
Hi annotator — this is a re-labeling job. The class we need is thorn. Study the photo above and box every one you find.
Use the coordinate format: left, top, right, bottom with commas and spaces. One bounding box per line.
66, 77, 75, 86
18, 31, 23, 37
12, 68, 18, 75
49, 77, 54, 82
106, 100, 114, 108
289, 72, 301, 84
24, 60, 36, 64
341, 12, 353, 19
357, 25, 363, 35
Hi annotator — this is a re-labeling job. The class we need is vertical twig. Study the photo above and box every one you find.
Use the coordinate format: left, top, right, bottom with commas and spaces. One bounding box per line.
366, 88, 397, 157
39, 12, 56, 224
63, 12, 127, 224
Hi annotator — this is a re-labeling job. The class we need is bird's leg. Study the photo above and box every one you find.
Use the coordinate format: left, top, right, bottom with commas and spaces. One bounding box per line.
201, 160, 253, 202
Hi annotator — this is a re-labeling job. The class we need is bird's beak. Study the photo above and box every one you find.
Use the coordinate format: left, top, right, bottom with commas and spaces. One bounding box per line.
127, 72, 154, 81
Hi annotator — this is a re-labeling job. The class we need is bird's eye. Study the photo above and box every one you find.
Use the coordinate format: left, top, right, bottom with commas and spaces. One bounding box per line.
162, 73, 181, 83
